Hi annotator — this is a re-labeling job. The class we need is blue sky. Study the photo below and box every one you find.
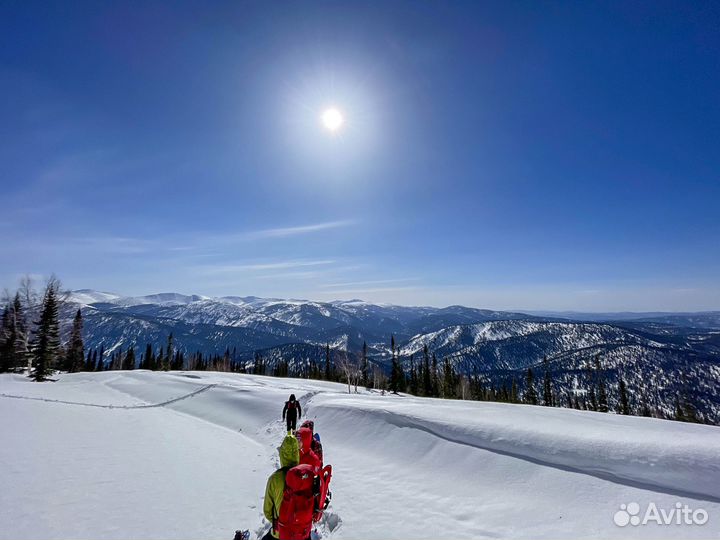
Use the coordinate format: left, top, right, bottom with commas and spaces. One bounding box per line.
1, 1, 719, 311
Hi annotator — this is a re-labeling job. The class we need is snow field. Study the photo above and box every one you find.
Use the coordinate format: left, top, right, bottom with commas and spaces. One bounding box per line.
1, 371, 719, 539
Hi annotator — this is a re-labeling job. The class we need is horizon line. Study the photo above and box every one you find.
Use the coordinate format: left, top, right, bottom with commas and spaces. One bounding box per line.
61, 288, 720, 315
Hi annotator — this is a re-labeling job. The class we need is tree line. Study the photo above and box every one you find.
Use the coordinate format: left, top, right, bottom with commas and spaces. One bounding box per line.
1, 276, 67, 381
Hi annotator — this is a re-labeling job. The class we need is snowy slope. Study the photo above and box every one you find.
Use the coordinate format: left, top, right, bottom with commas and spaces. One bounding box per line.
398, 321, 658, 362
2, 371, 719, 539
68, 289, 123, 306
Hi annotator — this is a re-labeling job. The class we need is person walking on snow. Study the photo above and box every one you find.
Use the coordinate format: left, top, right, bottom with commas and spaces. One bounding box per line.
262, 434, 299, 540
282, 394, 302, 433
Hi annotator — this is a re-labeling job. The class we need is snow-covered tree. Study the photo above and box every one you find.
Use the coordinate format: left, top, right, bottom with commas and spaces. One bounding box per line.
542, 356, 554, 406
617, 376, 630, 415
31, 278, 62, 381
337, 351, 361, 393
458, 374, 470, 400
595, 356, 608, 412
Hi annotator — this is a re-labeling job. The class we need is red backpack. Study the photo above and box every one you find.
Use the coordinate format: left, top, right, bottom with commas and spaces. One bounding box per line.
299, 421, 323, 462
276, 464, 315, 540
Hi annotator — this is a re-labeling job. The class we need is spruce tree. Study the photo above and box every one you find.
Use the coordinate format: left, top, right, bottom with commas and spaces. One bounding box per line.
254, 352, 265, 375
674, 394, 685, 421
0, 305, 11, 373
15, 292, 29, 372
639, 391, 652, 417
442, 358, 456, 399
595, 356, 608, 412
510, 377, 518, 403
123, 347, 136, 370
588, 385, 597, 411
416, 358, 425, 395
542, 356, 554, 406
470, 372, 483, 401
679, 375, 700, 423
66, 309, 85, 373
398, 361, 406, 393
142, 344, 150, 370
156, 347, 164, 372
524, 368, 538, 405
31, 281, 61, 381
586, 361, 598, 411
113, 348, 123, 370
149, 344, 157, 370
172, 351, 183, 371
361, 341, 369, 388
164, 333, 173, 371
569, 391, 579, 409
431, 353, 439, 397
617, 376, 630, 415
2, 293, 28, 373
83, 349, 92, 371
223, 347, 231, 371
422, 345, 431, 396
409, 356, 418, 395
324, 344, 331, 380
389, 355, 400, 394
500, 382, 509, 402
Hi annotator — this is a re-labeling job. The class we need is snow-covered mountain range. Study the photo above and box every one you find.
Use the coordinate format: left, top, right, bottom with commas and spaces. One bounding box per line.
62, 290, 720, 423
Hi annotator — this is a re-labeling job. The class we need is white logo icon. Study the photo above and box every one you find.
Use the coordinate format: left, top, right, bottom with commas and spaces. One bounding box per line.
614, 502, 641, 526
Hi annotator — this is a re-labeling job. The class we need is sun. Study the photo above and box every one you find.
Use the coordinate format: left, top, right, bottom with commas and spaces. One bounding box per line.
321, 108, 344, 132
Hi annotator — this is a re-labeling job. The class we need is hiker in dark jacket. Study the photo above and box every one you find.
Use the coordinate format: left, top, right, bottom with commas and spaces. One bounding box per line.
282, 394, 302, 432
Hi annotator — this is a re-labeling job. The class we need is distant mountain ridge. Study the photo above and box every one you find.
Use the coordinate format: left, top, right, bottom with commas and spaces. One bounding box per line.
528, 309, 720, 329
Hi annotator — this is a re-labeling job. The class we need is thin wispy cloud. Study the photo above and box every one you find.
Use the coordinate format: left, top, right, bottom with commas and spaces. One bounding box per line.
256, 271, 325, 280
244, 220, 356, 239
321, 278, 419, 288
197, 259, 336, 274
172, 220, 357, 252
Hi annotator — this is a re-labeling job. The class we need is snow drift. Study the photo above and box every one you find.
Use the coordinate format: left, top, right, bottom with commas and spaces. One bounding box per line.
1, 371, 719, 539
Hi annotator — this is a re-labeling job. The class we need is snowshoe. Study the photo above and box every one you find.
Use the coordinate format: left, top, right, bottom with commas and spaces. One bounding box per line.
313, 464, 333, 522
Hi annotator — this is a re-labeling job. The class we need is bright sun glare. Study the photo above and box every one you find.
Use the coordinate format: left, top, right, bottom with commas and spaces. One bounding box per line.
321, 108, 344, 132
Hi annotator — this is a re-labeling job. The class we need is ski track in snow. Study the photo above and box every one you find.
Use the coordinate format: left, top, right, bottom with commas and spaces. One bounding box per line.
2, 371, 720, 540
0, 383, 217, 409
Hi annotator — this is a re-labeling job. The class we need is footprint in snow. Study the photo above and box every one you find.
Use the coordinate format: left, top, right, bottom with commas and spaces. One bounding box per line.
313, 511, 342, 538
